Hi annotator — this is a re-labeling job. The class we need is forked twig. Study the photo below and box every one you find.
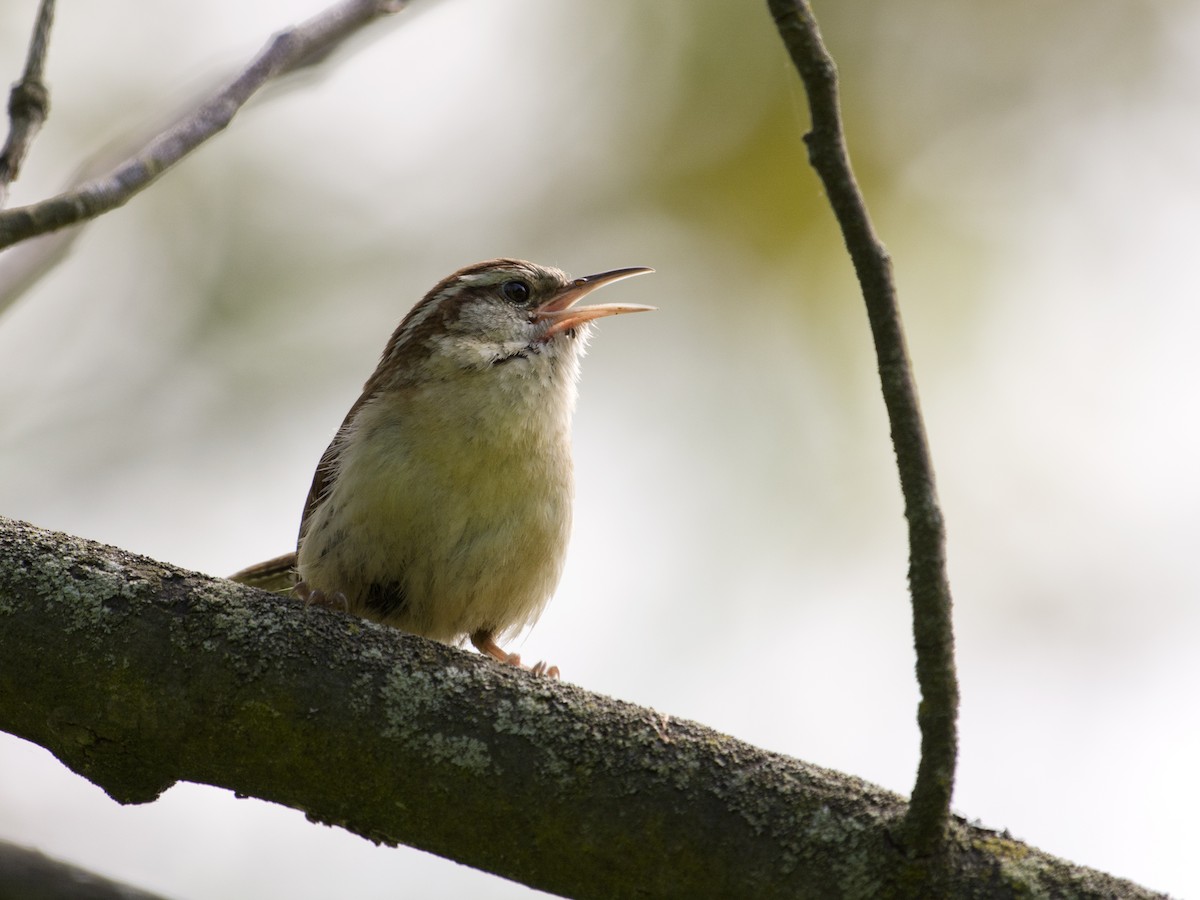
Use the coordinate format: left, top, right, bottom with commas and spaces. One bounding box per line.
0, 0, 407, 251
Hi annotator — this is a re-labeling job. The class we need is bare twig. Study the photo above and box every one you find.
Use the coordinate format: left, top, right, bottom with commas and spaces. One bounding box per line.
766, 0, 959, 858
0, 0, 56, 208
0, 0, 408, 251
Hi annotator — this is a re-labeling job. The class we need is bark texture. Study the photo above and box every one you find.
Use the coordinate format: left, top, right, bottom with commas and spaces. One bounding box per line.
0, 517, 1162, 899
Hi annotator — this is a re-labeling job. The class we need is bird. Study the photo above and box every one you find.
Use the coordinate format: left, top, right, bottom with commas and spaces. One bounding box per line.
229, 258, 653, 676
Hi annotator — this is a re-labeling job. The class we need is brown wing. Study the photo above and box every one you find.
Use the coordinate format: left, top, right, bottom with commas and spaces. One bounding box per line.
228, 389, 382, 590
296, 387, 378, 546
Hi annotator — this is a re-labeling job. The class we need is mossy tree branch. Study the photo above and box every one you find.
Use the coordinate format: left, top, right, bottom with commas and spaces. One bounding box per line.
0, 516, 1162, 899
0, 838, 168, 900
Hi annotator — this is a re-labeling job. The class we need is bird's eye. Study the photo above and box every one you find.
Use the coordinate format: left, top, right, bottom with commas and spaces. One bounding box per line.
500, 280, 531, 304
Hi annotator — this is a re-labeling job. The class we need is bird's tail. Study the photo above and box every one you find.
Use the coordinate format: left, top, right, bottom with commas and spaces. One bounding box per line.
228, 552, 299, 595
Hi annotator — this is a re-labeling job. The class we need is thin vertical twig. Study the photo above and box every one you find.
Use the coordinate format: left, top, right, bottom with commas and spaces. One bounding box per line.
0, 0, 57, 208
767, 0, 959, 857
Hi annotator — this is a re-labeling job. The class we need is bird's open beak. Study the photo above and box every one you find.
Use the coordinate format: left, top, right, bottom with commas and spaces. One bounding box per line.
534, 267, 655, 339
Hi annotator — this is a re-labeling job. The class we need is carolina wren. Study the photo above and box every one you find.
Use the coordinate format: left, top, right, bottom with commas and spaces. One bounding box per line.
230, 259, 653, 675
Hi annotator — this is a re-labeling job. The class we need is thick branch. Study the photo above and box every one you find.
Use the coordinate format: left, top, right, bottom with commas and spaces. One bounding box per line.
0, 0, 56, 207
767, 0, 960, 858
0, 0, 407, 250
0, 517, 1161, 899
0, 839, 168, 900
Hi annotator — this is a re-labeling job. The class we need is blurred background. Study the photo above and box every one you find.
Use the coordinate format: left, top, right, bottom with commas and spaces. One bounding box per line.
1, 0, 1197, 896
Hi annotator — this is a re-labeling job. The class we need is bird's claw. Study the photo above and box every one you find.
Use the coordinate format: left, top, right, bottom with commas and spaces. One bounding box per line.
507, 652, 560, 679
471, 631, 560, 678
294, 580, 349, 613
530, 659, 561, 678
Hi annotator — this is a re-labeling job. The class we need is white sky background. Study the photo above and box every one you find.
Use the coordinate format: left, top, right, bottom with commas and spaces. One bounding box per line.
1, 0, 1198, 897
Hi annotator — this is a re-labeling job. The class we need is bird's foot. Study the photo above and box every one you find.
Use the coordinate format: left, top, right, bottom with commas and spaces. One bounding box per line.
294, 580, 349, 613
470, 630, 560, 679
